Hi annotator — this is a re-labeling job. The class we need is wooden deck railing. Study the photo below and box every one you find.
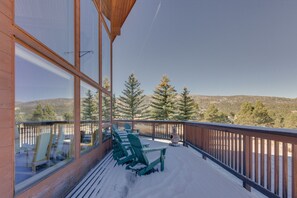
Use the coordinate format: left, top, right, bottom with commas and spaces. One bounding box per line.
15, 120, 108, 147
16, 119, 297, 197
114, 120, 185, 141
115, 119, 297, 198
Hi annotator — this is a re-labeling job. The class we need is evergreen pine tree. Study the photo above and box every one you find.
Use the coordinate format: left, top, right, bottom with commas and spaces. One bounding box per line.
117, 73, 147, 120
31, 104, 44, 121
253, 101, 274, 126
204, 104, 230, 123
31, 104, 57, 121
284, 113, 297, 129
82, 90, 97, 120
43, 104, 57, 121
63, 112, 73, 121
235, 102, 255, 125
177, 87, 197, 120
151, 75, 177, 120
235, 101, 273, 127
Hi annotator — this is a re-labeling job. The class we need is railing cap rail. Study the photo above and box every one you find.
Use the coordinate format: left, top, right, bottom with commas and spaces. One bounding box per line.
17, 119, 297, 137
114, 119, 184, 124
184, 121, 297, 137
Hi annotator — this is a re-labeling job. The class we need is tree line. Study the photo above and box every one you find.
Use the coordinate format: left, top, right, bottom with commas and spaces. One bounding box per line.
23, 73, 297, 129
114, 73, 297, 129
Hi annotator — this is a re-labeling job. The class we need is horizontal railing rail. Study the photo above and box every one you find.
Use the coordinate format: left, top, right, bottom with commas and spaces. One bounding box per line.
114, 119, 297, 198
114, 119, 185, 141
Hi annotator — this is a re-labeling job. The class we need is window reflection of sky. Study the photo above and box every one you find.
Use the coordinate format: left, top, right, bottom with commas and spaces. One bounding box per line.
80, 0, 99, 83
102, 27, 110, 90
15, 0, 74, 65
15, 44, 74, 102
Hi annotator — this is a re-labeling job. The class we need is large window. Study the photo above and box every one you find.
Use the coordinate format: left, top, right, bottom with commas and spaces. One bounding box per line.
15, 0, 74, 65
102, 26, 111, 91
80, 81, 99, 152
15, 44, 74, 187
80, 0, 99, 82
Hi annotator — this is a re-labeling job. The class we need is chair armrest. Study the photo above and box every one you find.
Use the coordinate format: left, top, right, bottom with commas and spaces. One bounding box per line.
142, 146, 167, 153
141, 142, 150, 148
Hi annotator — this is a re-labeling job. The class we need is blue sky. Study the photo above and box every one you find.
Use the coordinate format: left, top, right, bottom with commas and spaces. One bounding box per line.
113, 0, 297, 98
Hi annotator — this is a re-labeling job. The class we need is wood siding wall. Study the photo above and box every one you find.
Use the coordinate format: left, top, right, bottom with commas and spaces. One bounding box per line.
0, 0, 14, 197
17, 141, 112, 198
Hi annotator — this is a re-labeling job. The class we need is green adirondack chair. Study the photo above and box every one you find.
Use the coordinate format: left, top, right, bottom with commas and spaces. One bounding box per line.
113, 130, 129, 143
112, 131, 129, 160
124, 123, 140, 134
112, 129, 149, 161
127, 134, 167, 176
112, 137, 135, 165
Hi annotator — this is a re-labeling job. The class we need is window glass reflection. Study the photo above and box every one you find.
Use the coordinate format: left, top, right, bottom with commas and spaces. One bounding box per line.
15, 0, 74, 65
102, 93, 111, 141
80, 81, 99, 152
15, 44, 74, 186
102, 27, 111, 91
81, 0, 99, 82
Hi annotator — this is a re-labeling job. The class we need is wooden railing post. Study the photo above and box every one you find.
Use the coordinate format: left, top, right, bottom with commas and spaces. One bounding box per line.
152, 123, 155, 141
202, 128, 207, 160
132, 120, 135, 132
183, 123, 187, 147
243, 135, 251, 191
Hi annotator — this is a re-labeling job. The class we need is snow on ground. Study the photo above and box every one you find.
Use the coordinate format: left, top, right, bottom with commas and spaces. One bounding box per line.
100, 138, 259, 198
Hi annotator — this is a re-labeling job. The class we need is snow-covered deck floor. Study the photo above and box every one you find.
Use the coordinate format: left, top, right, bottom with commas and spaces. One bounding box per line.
68, 138, 259, 198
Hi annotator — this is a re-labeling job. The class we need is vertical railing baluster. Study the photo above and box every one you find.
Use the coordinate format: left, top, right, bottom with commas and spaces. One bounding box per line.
215, 130, 219, 159
227, 132, 230, 166
239, 134, 242, 174
283, 142, 288, 198
222, 131, 225, 162
220, 131, 223, 162
243, 135, 251, 191
231, 133, 234, 169
152, 123, 155, 141
249, 137, 253, 181
218, 131, 222, 161
182, 123, 186, 146
267, 139, 272, 191
293, 144, 297, 198
261, 138, 265, 187
275, 141, 280, 195
235, 134, 238, 171
255, 137, 259, 184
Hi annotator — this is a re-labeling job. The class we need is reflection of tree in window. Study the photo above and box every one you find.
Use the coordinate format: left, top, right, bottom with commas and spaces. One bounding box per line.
102, 94, 111, 122
31, 104, 57, 121
82, 90, 98, 121
103, 77, 110, 90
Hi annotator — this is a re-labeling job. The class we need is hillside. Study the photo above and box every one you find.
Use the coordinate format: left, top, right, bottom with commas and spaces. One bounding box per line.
16, 95, 297, 121
16, 98, 74, 120
191, 95, 297, 115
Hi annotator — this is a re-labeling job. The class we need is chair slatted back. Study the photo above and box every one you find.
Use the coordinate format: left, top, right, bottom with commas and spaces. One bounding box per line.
127, 134, 149, 166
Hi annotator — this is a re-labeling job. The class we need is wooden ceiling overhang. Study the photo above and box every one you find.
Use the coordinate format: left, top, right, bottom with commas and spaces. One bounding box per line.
96, 0, 136, 42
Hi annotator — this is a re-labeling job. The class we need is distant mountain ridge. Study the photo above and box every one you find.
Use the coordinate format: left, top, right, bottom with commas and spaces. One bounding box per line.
16, 98, 74, 118
16, 95, 297, 119
189, 95, 297, 115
